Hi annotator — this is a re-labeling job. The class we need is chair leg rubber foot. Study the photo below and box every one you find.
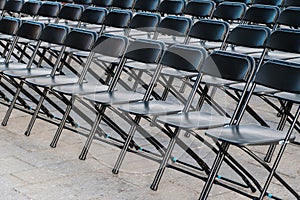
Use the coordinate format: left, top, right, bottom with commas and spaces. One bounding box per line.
112, 168, 119, 174
150, 184, 158, 191
79, 148, 88, 160
2, 121, 7, 126
50, 142, 57, 148
24, 130, 30, 136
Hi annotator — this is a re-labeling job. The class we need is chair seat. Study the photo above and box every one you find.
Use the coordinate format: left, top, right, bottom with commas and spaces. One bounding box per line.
25, 75, 79, 87
160, 67, 198, 78
53, 83, 108, 95
3, 68, 52, 79
84, 91, 144, 106
157, 111, 229, 130
205, 125, 296, 146
274, 92, 300, 104
229, 82, 277, 95
0, 62, 26, 72
125, 62, 157, 71
118, 101, 183, 116
193, 75, 236, 86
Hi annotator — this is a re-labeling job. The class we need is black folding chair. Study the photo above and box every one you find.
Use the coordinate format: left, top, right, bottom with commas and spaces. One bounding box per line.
151, 52, 255, 194
111, 0, 135, 10
21, 28, 98, 137
92, 0, 113, 8
102, 9, 132, 36
77, 39, 165, 160
1, 23, 69, 126
183, 0, 216, 20
157, 0, 185, 16
133, 0, 160, 13
35, 1, 62, 23
112, 44, 207, 175
1, 0, 24, 18
200, 29, 300, 200
78, 6, 107, 33
56, 3, 84, 27
50, 33, 128, 148
19, 0, 42, 20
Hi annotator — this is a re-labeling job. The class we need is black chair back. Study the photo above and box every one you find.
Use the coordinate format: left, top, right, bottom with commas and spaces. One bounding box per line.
158, 0, 185, 16
0, 16, 21, 36
103, 9, 132, 28
156, 16, 192, 37
276, 7, 300, 28
243, 4, 280, 26
213, 2, 246, 21
16, 20, 44, 40
20, 1, 41, 16
80, 7, 107, 25
134, 0, 159, 12
184, 0, 215, 19
39, 24, 69, 45
129, 12, 160, 32
64, 29, 97, 51
37, 2, 61, 18
58, 4, 84, 21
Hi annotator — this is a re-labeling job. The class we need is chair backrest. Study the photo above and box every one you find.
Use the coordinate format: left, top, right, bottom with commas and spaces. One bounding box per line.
242, 4, 280, 26
64, 28, 97, 51
225, 0, 252, 4
265, 28, 300, 53
226, 25, 271, 48
201, 50, 255, 82
80, 6, 107, 25
92, 34, 128, 58
129, 12, 161, 33
0, 17, 20, 36
125, 39, 165, 64
3, 0, 23, 13
103, 9, 132, 28
92, 0, 113, 7
188, 19, 230, 42
284, 0, 300, 7
156, 16, 192, 37
111, 0, 135, 10
184, 0, 216, 19
37, 1, 61, 18
158, 0, 185, 16
39, 24, 69, 45
16, 20, 44, 40
74, 0, 92, 5
276, 7, 300, 28
213, 2, 246, 21
58, 4, 84, 22
252, 0, 283, 6
161, 44, 207, 72
134, 0, 160, 12
20, 1, 41, 16
255, 59, 300, 93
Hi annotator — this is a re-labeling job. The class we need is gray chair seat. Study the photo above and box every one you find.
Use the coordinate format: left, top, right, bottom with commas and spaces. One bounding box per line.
160, 67, 198, 78
25, 75, 79, 87
274, 92, 300, 104
205, 125, 296, 146
3, 68, 52, 78
229, 82, 277, 94
0, 62, 26, 72
125, 62, 157, 71
118, 100, 183, 116
84, 91, 144, 105
158, 111, 229, 130
194, 75, 236, 86
53, 83, 108, 95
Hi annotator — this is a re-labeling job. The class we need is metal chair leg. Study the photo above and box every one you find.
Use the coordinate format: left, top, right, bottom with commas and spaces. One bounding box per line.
24, 88, 48, 136
50, 97, 75, 148
150, 127, 180, 191
112, 116, 140, 174
79, 105, 106, 160
2, 81, 24, 126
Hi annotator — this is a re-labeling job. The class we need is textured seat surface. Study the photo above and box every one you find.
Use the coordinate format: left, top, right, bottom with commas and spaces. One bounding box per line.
53, 83, 108, 95
205, 125, 296, 146
3, 68, 52, 78
25, 75, 79, 87
118, 100, 183, 116
158, 111, 229, 130
229, 82, 277, 94
84, 91, 144, 105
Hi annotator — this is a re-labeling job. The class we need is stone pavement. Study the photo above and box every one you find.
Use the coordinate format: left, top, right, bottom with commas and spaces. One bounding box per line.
0, 91, 299, 200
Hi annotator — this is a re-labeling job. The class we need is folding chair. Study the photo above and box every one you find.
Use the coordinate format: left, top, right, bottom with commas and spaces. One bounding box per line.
252, 0, 284, 6
212, 1, 247, 27
241, 4, 280, 28
102, 9, 132, 36
154, 15, 192, 45
200, 29, 300, 200
19, 0, 42, 20
56, 3, 84, 27
1, 23, 69, 126
183, 0, 216, 20
77, 39, 165, 160
1, 0, 24, 18
157, 0, 186, 16
74, 0, 92, 6
112, 44, 208, 175
128, 12, 161, 40
133, 0, 160, 13
49, 33, 128, 148
35, 1, 62, 23
20, 28, 98, 137
149, 52, 255, 194
78, 6, 107, 32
